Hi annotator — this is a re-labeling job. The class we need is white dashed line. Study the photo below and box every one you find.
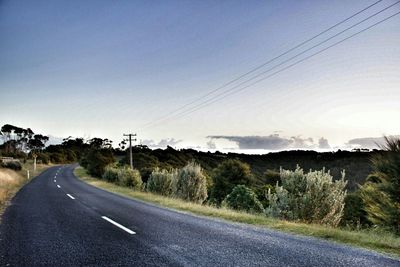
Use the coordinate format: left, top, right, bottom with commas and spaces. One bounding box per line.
66, 194, 75, 200
57, 185, 61, 188
101, 216, 136, 235
54, 180, 56, 183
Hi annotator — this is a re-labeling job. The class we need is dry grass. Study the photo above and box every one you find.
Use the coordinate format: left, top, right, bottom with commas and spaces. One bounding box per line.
75, 166, 400, 257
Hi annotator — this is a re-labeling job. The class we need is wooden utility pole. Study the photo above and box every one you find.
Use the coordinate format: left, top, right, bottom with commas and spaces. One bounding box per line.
123, 133, 137, 169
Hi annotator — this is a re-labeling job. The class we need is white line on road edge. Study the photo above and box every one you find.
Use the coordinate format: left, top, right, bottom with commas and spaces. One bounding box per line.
101, 216, 136, 235
57, 185, 61, 188
66, 194, 75, 200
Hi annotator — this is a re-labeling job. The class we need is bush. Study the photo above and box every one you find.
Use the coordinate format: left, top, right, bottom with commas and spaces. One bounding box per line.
341, 191, 370, 228
50, 152, 66, 164
222, 185, 264, 213
266, 166, 347, 227
174, 162, 208, 204
210, 159, 253, 205
103, 165, 119, 183
360, 137, 400, 234
147, 168, 177, 196
81, 148, 115, 177
0, 161, 22, 171
37, 153, 50, 164
117, 167, 142, 189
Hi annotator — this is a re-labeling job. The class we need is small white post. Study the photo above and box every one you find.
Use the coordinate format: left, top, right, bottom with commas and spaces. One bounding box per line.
27, 170, 30, 179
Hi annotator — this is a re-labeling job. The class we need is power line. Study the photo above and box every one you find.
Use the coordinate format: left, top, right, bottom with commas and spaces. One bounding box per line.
141, 2, 400, 129
169, 10, 400, 121
139, 0, 385, 129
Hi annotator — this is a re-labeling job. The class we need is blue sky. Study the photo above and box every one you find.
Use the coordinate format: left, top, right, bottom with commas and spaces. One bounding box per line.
1, 0, 399, 151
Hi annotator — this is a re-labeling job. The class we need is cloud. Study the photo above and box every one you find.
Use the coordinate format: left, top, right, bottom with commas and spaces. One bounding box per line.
207, 134, 329, 150
346, 135, 400, 149
318, 137, 330, 149
206, 139, 216, 149
141, 138, 182, 148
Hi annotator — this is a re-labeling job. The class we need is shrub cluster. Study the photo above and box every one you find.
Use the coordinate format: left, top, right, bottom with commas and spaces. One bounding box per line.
103, 165, 142, 189
147, 162, 208, 204
266, 166, 347, 227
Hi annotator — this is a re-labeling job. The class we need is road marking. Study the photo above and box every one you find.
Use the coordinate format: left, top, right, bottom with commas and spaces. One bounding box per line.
54, 180, 56, 183
66, 194, 75, 200
101, 216, 136, 235
57, 185, 61, 188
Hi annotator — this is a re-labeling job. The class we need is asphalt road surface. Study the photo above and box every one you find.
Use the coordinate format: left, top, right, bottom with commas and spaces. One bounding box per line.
1, 165, 399, 266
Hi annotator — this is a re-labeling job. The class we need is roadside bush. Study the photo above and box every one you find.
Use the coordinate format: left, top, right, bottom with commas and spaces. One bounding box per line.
0, 161, 22, 171
81, 148, 115, 177
117, 167, 142, 189
174, 161, 207, 204
341, 191, 370, 228
37, 153, 50, 164
147, 168, 177, 196
103, 165, 119, 183
210, 159, 253, 205
50, 152, 66, 164
222, 185, 264, 213
360, 137, 400, 234
266, 166, 347, 227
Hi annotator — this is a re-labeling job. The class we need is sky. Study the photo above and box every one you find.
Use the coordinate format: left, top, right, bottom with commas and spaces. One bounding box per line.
1, 0, 399, 152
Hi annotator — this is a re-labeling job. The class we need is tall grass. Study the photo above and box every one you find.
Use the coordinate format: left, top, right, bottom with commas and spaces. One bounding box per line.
0, 168, 24, 206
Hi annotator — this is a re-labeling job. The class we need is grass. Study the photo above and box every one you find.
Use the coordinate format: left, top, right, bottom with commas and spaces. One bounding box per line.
0, 160, 51, 216
74, 166, 400, 257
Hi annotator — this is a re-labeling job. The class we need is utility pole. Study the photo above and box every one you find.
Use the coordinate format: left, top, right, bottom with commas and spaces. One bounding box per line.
123, 133, 137, 169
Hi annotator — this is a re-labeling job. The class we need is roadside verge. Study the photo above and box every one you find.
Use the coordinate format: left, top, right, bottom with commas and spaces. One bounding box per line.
74, 166, 400, 257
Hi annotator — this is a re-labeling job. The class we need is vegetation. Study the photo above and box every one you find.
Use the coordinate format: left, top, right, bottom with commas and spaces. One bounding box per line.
210, 159, 253, 205
147, 168, 177, 196
222, 185, 264, 213
174, 161, 208, 204
75, 166, 400, 257
267, 167, 347, 227
360, 137, 400, 234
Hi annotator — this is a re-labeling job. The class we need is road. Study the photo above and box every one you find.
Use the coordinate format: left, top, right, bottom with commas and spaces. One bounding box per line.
0, 165, 398, 266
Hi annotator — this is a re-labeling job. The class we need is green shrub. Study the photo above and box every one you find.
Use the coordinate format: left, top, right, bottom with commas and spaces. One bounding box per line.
174, 161, 208, 204
360, 137, 400, 234
147, 168, 177, 196
1, 161, 22, 171
81, 148, 115, 177
222, 185, 264, 213
117, 167, 142, 189
267, 166, 347, 227
210, 159, 253, 205
37, 153, 50, 164
103, 165, 119, 183
341, 191, 370, 228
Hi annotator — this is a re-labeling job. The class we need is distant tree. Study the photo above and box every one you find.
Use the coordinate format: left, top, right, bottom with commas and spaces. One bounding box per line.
81, 148, 115, 177
210, 159, 253, 205
360, 137, 400, 234
28, 134, 49, 152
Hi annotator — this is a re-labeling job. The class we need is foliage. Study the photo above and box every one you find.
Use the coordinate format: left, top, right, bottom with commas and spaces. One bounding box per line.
360, 137, 400, 234
0, 161, 22, 171
210, 159, 253, 205
174, 162, 208, 204
341, 191, 370, 228
147, 168, 177, 196
267, 166, 347, 227
103, 165, 142, 189
222, 185, 264, 213
81, 148, 115, 177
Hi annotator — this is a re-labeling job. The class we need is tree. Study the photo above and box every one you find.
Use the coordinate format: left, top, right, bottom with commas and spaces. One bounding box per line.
222, 185, 264, 213
360, 137, 400, 234
267, 166, 347, 227
82, 148, 115, 177
210, 159, 253, 205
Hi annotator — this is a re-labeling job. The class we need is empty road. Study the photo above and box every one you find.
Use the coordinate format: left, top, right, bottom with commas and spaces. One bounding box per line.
0, 165, 399, 266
